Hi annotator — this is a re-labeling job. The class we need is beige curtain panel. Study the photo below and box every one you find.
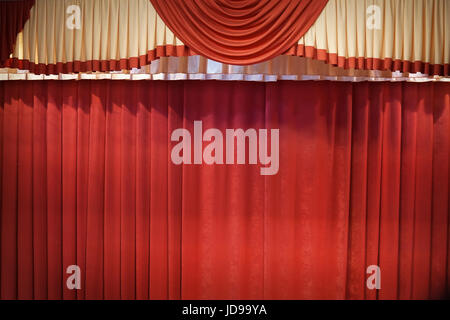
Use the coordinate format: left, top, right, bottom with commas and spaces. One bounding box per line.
5, 0, 192, 74
3, 0, 449, 76
289, 0, 449, 76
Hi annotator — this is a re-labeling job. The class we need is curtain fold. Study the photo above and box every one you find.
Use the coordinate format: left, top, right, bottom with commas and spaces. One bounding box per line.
1, 80, 449, 299
148, 0, 328, 65
0, 0, 35, 65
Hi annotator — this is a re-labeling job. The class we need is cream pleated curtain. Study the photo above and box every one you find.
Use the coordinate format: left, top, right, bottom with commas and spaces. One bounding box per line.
3, 0, 450, 77
8, 0, 189, 74
294, 0, 449, 75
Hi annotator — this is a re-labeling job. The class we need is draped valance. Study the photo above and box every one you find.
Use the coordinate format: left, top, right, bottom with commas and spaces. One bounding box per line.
148, 0, 328, 65
1, 0, 449, 76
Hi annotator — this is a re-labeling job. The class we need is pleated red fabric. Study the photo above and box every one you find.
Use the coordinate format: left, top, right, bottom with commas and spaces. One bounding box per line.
0, 80, 449, 300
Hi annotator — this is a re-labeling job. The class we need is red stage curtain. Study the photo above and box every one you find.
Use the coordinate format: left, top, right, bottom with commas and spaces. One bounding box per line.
149, 0, 328, 65
0, 80, 449, 300
0, 0, 35, 65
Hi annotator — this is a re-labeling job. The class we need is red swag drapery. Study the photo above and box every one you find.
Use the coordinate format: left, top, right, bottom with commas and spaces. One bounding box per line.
1, 80, 450, 300
149, 0, 329, 65
0, 0, 35, 65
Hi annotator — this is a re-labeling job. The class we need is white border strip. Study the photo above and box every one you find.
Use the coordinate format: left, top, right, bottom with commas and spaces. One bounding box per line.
1, 72, 449, 82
